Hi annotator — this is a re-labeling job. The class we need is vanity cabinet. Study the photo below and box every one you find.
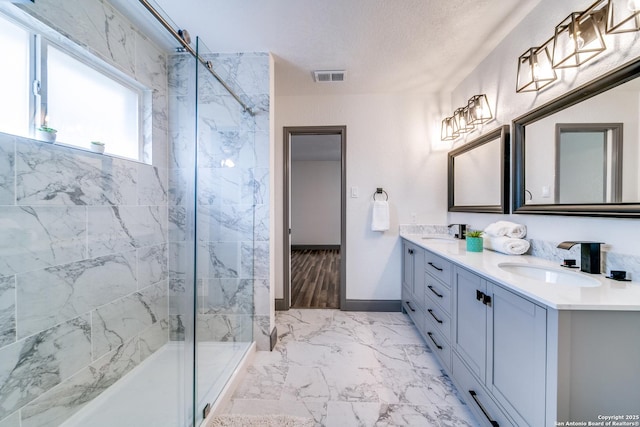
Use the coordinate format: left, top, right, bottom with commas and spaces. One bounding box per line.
401, 238, 640, 426
402, 241, 425, 328
453, 266, 546, 427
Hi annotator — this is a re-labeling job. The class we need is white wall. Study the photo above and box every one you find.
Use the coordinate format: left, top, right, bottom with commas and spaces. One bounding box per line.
449, 0, 640, 256
291, 160, 341, 245
275, 93, 448, 300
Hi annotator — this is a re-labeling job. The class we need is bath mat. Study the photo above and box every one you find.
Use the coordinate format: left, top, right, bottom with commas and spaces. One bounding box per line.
206, 414, 315, 427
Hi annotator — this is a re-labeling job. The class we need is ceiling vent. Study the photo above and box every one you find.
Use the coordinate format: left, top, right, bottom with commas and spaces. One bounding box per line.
312, 70, 346, 82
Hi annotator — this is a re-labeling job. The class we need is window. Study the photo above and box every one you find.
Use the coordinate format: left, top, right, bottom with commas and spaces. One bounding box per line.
0, 12, 145, 161
0, 14, 30, 138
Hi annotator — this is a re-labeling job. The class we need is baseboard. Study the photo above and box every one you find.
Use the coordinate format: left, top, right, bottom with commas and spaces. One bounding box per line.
341, 299, 401, 312
269, 326, 278, 350
291, 244, 340, 251
275, 298, 288, 311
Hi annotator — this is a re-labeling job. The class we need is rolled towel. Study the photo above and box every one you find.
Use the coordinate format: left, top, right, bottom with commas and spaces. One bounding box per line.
371, 200, 390, 231
483, 236, 530, 255
484, 220, 527, 239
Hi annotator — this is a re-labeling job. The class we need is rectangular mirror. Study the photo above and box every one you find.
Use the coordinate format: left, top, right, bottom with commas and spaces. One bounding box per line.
448, 125, 510, 213
513, 57, 640, 217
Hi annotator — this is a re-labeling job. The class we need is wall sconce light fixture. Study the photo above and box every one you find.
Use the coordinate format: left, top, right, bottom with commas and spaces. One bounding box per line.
453, 107, 474, 133
607, 0, 640, 33
441, 116, 458, 141
552, 7, 607, 69
516, 39, 557, 92
467, 94, 493, 125
440, 94, 492, 141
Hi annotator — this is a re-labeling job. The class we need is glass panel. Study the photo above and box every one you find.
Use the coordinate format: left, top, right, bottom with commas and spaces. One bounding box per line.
47, 46, 140, 159
0, 13, 30, 137
194, 37, 255, 425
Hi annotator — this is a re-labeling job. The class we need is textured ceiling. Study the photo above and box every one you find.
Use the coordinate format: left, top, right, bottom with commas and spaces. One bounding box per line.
154, 0, 542, 96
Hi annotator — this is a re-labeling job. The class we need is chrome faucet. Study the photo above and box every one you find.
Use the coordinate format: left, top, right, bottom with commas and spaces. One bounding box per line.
557, 241, 603, 274
448, 224, 467, 240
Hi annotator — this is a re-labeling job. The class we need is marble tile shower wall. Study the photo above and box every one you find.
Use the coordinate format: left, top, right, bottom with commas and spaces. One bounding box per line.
167, 52, 272, 350
0, 133, 169, 427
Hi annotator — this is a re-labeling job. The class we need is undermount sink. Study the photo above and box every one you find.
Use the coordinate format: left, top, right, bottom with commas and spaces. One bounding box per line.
421, 235, 456, 242
497, 262, 601, 287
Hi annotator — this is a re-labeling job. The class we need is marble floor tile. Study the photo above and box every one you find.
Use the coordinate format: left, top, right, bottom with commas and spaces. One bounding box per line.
224, 309, 479, 426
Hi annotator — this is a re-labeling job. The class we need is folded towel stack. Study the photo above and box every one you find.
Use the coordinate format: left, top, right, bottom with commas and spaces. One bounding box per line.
483, 221, 529, 255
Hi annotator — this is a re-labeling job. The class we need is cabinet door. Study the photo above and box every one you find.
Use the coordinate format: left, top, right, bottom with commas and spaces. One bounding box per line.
488, 284, 546, 427
453, 267, 487, 382
413, 247, 426, 310
402, 242, 414, 294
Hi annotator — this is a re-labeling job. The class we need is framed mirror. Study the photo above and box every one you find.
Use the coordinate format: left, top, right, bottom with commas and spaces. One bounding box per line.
513, 57, 640, 217
448, 125, 510, 213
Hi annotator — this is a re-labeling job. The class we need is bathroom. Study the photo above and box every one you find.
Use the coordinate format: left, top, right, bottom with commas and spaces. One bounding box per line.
1, 0, 639, 426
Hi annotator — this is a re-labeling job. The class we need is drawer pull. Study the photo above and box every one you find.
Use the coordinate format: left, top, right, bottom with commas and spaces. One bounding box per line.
428, 262, 443, 272
427, 332, 443, 350
406, 301, 416, 312
428, 309, 443, 324
469, 390, 499, 427
428, 285, 443, 298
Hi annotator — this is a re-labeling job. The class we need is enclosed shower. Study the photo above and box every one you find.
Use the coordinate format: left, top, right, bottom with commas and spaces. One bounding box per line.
0, 0, 270, 426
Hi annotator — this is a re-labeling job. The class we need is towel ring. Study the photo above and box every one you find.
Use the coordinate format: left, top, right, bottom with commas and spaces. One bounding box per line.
373, 188, 389, 201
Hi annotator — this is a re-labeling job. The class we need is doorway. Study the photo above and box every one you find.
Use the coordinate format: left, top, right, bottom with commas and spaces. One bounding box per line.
282, 126, 346, 310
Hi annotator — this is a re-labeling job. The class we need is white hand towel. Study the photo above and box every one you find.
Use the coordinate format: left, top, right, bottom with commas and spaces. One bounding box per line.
371, 200, 390, 231
483, 236, 530, 255
484, 220, 527, 238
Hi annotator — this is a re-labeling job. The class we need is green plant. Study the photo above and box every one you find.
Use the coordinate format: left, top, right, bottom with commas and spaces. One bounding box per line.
37, 126, 57, 133
90, 141, 105, 146
466, 230, 484, 238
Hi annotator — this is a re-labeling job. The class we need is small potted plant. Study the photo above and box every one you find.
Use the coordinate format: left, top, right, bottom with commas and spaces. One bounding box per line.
465, 230, 484, 252
90, 141, 105, 154
36, 126, 57, 144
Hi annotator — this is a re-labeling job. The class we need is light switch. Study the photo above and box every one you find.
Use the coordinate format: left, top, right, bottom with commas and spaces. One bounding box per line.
351, 186, 359, 198
542, 186, 550, 198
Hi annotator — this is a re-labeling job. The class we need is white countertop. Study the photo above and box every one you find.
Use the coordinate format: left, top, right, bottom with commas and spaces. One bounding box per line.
401, 234, 640, 311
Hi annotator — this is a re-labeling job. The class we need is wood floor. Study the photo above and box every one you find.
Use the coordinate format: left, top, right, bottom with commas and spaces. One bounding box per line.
291, 248, 340, 308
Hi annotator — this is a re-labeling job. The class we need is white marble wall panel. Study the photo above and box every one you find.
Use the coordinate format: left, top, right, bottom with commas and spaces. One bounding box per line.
137, 243, 168, 290
19, 0, 136, 76
0, 135, 14, 206
87, 205, 167, 258
0, 277, 15, 348
200, 278, 253, 315
20, 336, 140, 427
197, 204, 255, 243
0, 412, 18, 427
15, 138, 137, 206
0, 206, 87, 277
16, 251, 137, 338
246, 241, 269, 279
197, 127, 251, 169
253, 279, 270, 320
134, 32, 167, 92
196, 314, 252, 343
91, 280, 167, 359
204, 53, 269, 97
139, 316, 169, 361
0, 315, 91, 420
137, 164, 168, 206
197, 242, 241, 279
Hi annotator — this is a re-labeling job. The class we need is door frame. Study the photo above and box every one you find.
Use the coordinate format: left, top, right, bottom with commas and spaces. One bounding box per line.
279, 125, 347, 310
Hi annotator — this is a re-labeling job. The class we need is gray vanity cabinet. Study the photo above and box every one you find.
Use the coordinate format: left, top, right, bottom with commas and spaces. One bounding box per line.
402, 241, 426, 328
453, 265, 547, 427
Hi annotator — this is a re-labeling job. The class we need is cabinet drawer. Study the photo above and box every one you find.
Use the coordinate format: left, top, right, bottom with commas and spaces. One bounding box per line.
452, 353, 514, 427
424, 300, 451, 341
424, 251, 452, 286
425, 275, 452, 316
423, 323, 451, 371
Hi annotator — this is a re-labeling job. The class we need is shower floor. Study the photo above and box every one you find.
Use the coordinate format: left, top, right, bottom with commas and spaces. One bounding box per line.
61, 341, 250, 427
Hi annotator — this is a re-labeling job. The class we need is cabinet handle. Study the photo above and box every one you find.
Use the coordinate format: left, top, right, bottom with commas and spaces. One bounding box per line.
476, 290, 484, 302
427, 332, 443, 350
427, 262, 443, 272
428, 285, 443, 298
408, 249, 414, 255
406, 301, 415, 312
428, 309, 443, 324
469, 390, 499, 427
476, 290, 493, 306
